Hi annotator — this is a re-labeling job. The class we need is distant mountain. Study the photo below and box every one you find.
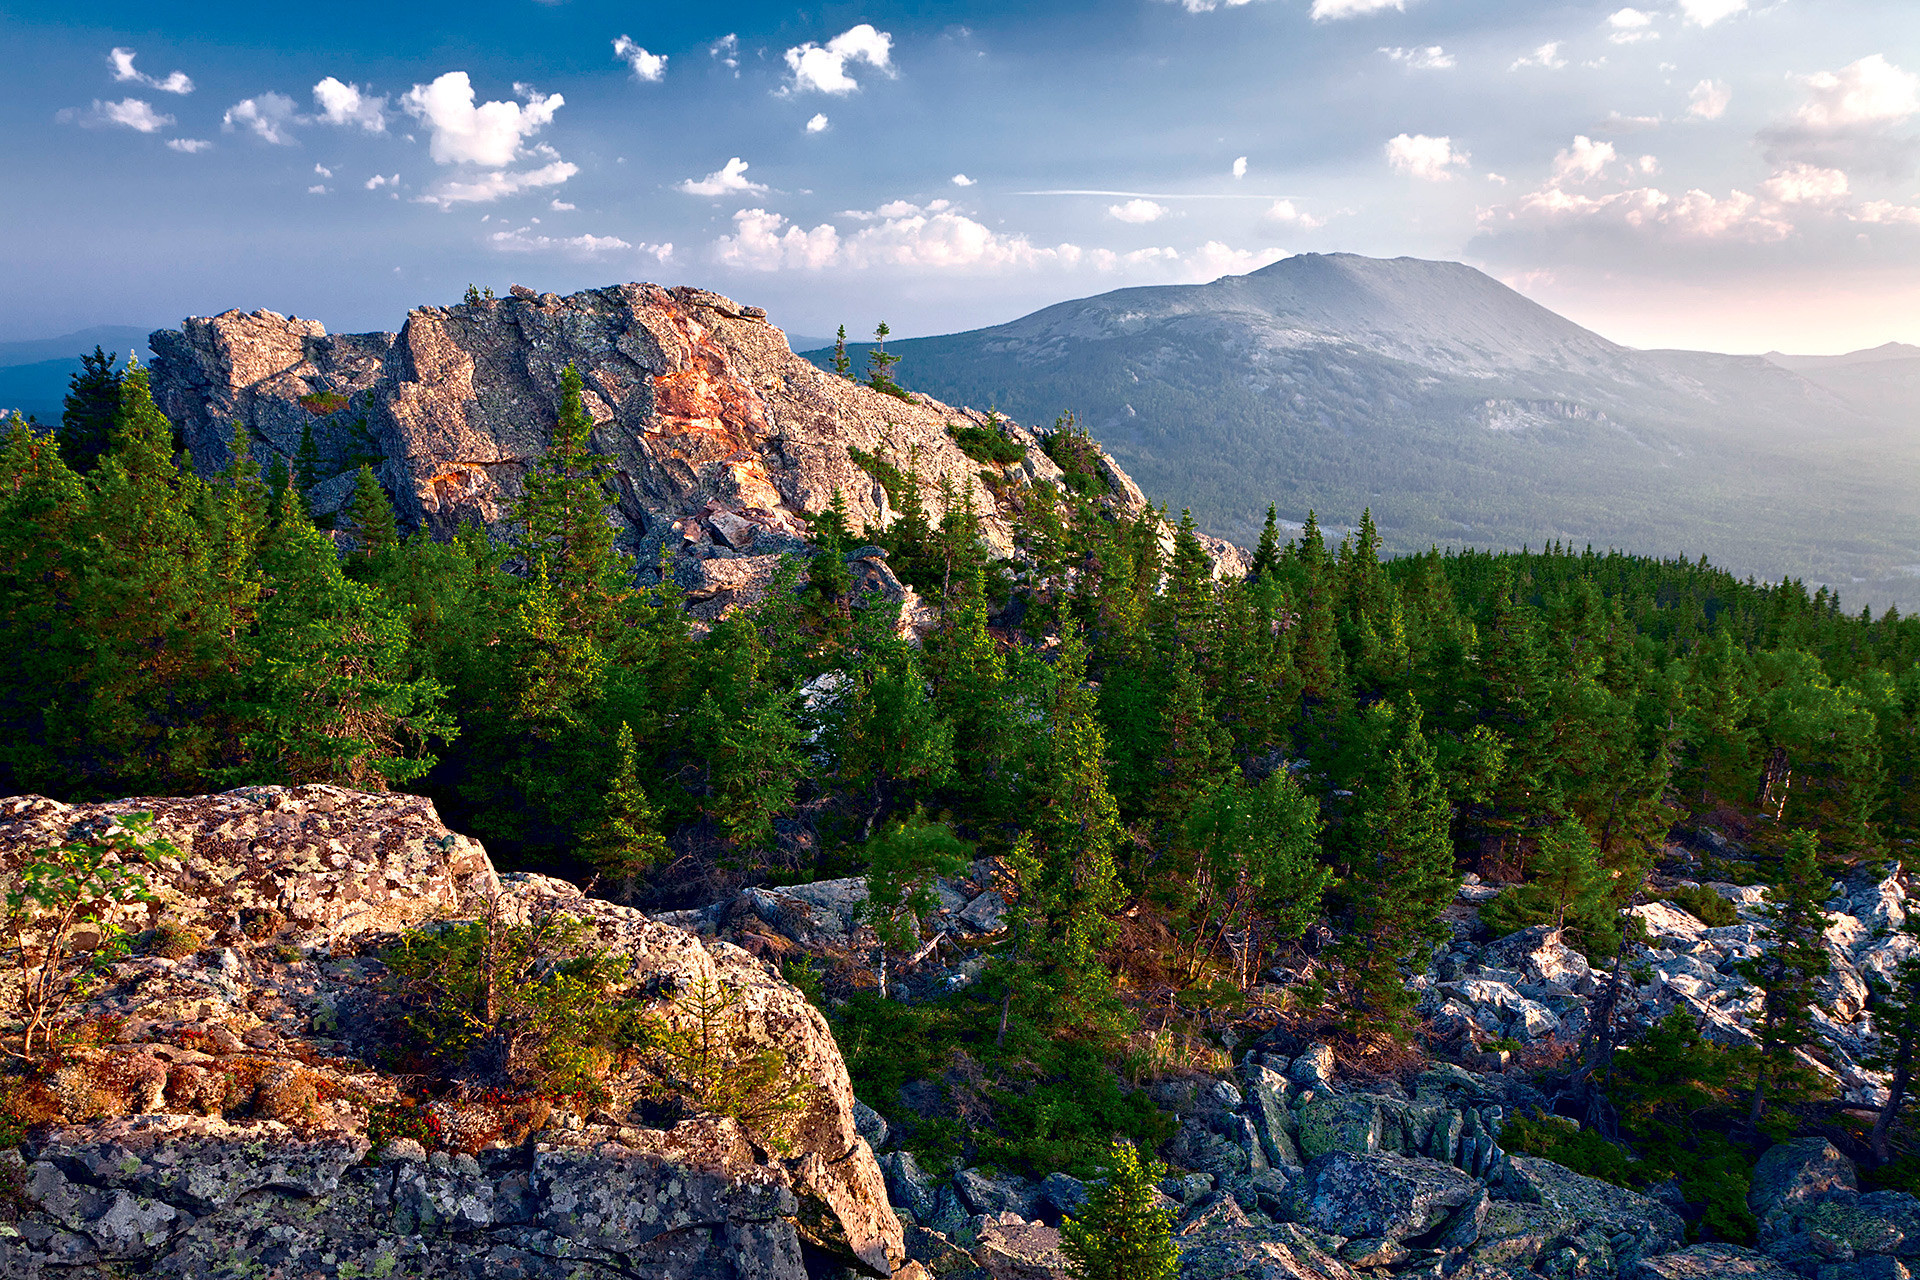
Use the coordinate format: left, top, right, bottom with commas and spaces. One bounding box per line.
0, 326, 157, 424
806, 254, 1920, 609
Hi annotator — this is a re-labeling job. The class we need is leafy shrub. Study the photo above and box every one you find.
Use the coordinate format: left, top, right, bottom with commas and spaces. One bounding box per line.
298, 391, 350, 416
144, 922, 208, 960
4, 813, 165, 1058
637, 976, 807, 1151
1502, 1111, 1635, 1185
949, 421, 1025, 467
1041, 414, 1109, 498
384, 902, 644, 1097
1668, 884, 1738, 927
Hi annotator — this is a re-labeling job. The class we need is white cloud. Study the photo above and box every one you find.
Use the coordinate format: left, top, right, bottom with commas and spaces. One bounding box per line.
308, 185, 329, 195
1161, 0, 1256, 12
1551, 135, 1618, 183
1110, 199, 1168, 223
315, 163, 333, 177
223, 93, 300, 145
1606, 9, 1656, 44
951, 174, 975, 186
489, 227, 668, 259
166, 137, 211, 153
1232, 156, 1248, 178
1599, 112, 1663, 132
108, 48, 193, 95
612, 36, 666, 82
807, 113, 830, 133
417, 159, 579, 207
313, 77, 388, 131
1763, 55, 1920, 175
1856, 200, 1920, 226
1511, 42, 1567, 71
711, 34, 740, 71
1762, 163, 1850, 204
677, 157, 767, 197
61, 97, 175, 133
550, 199, 575, 211
1386, 133, 1468, 180
1490, 181, 1791, 243
1791, 55, 1919, 130
401, 72, 562, 168
1381, 46, 1455, 70
1679, 0, 1746, 26
1310, 0, 1404, 19
366, 173, 398, 190
784, 24, 893, 95
715, 209, 843, 270
1263, 199, 1326, 229
1191, 241, 1288, 274
1687, 80, 1731, 121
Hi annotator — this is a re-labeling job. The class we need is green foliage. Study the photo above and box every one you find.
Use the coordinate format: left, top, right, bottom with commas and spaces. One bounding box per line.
579, 722, 670, 877
1043, 413, 1109, 498
1668, 883, 1738, 928
1501, 1112, 1636, 1186
1480, 818, 1621, 959
861, 813, 972, 952
638, 976, 807, 1151
1738, 830, 1832, 1133
949, 417, 1026, 466
384, 904, 644, 1096
866, 322, 910, 399
4, 813, 167, 1058
833, 324, 851, 376
1060, 1140, 1179, 1280
57, 346, 123, 473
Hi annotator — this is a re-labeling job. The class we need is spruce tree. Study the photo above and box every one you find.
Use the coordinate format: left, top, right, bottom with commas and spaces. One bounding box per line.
293, 420, 323, 495
1250, 504, 1282, 581
1060, 1141, 1178, 1280
1867, 917, 1920, 1163
832, 324, 851, 375
517, 363, 630, 638
1738, 828, 1832, 1133
58, 346, 123, 473
343, 463, 400, 578
866, 321, 901, 393
1480, 817, 1620, 959
581, 721, 670, 877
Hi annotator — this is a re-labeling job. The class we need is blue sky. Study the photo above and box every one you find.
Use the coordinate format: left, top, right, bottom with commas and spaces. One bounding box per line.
3, 0, 1918, 352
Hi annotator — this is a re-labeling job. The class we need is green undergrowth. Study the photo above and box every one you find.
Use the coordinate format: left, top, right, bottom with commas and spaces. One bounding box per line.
828, 989, 1171, 1179
1666, 883, 1739, 927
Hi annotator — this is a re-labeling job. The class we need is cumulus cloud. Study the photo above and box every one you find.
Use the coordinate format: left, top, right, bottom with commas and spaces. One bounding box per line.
1679, 0, 1746, 26
108, 48, 193, 95
1110, 199, 1168, 223
807, 113, 830, 133
784, 24, 893, 95
1762, 163, 1850, 204
714, 209, 843, 270
1232, 156, 1248, 178
613, 36, 666, 82
313, 77, 387, 132
1310, 0, 1405, 19
1606, 9, 1656, 44
402, 72, 562, 167
1511, 43, 1566, 71
1499, 184, 1790, 242
1386, 133, 1468, 180
1263, 199, 1326, 229
60, 98, 175, 132
951, 173, 975, 186
166, 137, 211, 153
489, 227, 669, 259
1687, 80, 1731, 121
315, 163, 332, 177
1762, 55, 1920, 176
223, 93, 301, 145
711, 34, 740, 72
678, 157, 767, 197
1856, 200, 1920, 226
1551, 135, 1618, 183
417, 159, 579, 207
1381, 46, 1454, 70
366, 173, 398, 190
550, 199, 575, 211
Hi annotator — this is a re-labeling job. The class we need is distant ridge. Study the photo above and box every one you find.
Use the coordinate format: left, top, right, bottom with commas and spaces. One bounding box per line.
807, 252, 1920, 609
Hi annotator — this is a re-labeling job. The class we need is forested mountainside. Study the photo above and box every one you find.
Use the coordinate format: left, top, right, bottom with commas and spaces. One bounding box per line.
810, 253, 1920, 611
10, 282, 1920, 1276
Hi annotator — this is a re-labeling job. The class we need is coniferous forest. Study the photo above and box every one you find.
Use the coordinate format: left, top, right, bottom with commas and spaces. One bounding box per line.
10, 350, 1920, 1233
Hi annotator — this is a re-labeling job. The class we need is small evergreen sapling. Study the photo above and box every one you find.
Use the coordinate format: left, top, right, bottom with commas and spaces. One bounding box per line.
1738, 828, 1831, 1134
832, 324, 851, 375
1060, 1140, 1178, 1280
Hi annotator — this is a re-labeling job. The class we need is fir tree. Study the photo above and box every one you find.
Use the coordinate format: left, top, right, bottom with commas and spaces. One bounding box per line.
343, 463, 400, 577
1060, 1141, 1178, 1280
832, 324, 851, 375
293, 420, 323, 495
1480, 817, 1620, 959
1738, 828, 1832, 1133
58, 346, 123, 473
866, 321, 901, 393
581, 721, 670, 877
1250, 504, 1283, 581
517, 363, 631, 638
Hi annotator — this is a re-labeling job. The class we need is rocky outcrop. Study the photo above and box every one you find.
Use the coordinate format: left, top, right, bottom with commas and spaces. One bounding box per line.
147, 285, 1245, 596
0, 787, 905, 1278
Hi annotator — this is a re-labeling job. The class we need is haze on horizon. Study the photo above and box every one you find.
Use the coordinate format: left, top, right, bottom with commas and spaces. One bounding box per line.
2, 0, 1918, 356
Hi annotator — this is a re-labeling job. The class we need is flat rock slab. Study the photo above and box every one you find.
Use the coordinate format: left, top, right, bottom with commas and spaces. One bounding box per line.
1292, 1151, 1480, 1242
1626, 1245, 1801, 1280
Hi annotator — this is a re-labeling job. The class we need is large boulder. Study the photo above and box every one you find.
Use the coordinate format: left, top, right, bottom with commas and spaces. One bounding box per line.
1500, 1156, 1685, 1268
1626, 1245, 1802, 1280
1178, 1220, 1359, 1280
0, 787, 907, 1279
1481, 926, 1593, 989
1750, 1140, 1859, 1219
1289, 1151, 1481, 1242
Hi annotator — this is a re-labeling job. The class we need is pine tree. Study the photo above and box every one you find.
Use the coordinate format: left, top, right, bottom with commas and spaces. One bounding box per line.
517, 363, 631, 638
1060, 1141, 1178, 1280
581, 721, 670, 877
1250, 504, 1282, 581
1480, 817, 1620, 959
343, 463, 400, 577
1867, 917, 1920, 1163
58, 346, 123, 473
293, 420, 323, 495
867, 322, 901, 393
832, 324, 851, 375
1738, 828, 1832, 1134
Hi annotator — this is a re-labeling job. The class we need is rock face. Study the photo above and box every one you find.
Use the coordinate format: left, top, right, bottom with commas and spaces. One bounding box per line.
0, 787, 905, 1278
147, 285, 1246, 588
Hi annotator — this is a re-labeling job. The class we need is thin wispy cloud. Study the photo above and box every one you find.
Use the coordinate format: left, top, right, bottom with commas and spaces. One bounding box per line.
108, 48, 193, 95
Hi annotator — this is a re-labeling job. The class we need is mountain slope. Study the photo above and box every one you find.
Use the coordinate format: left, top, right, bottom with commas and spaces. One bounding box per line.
0, 325, 156, 423
812, 254, 1920, 609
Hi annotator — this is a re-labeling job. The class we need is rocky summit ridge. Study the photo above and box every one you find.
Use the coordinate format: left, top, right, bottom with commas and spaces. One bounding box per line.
146, 282, 1242, 620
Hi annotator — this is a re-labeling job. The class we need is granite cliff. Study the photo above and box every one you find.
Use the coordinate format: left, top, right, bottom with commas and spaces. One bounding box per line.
146, 283, 1242, 619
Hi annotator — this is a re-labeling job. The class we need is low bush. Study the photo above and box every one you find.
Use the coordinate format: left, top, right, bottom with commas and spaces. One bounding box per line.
1667, 884, 1738, 927
949, 422, 1025, 467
